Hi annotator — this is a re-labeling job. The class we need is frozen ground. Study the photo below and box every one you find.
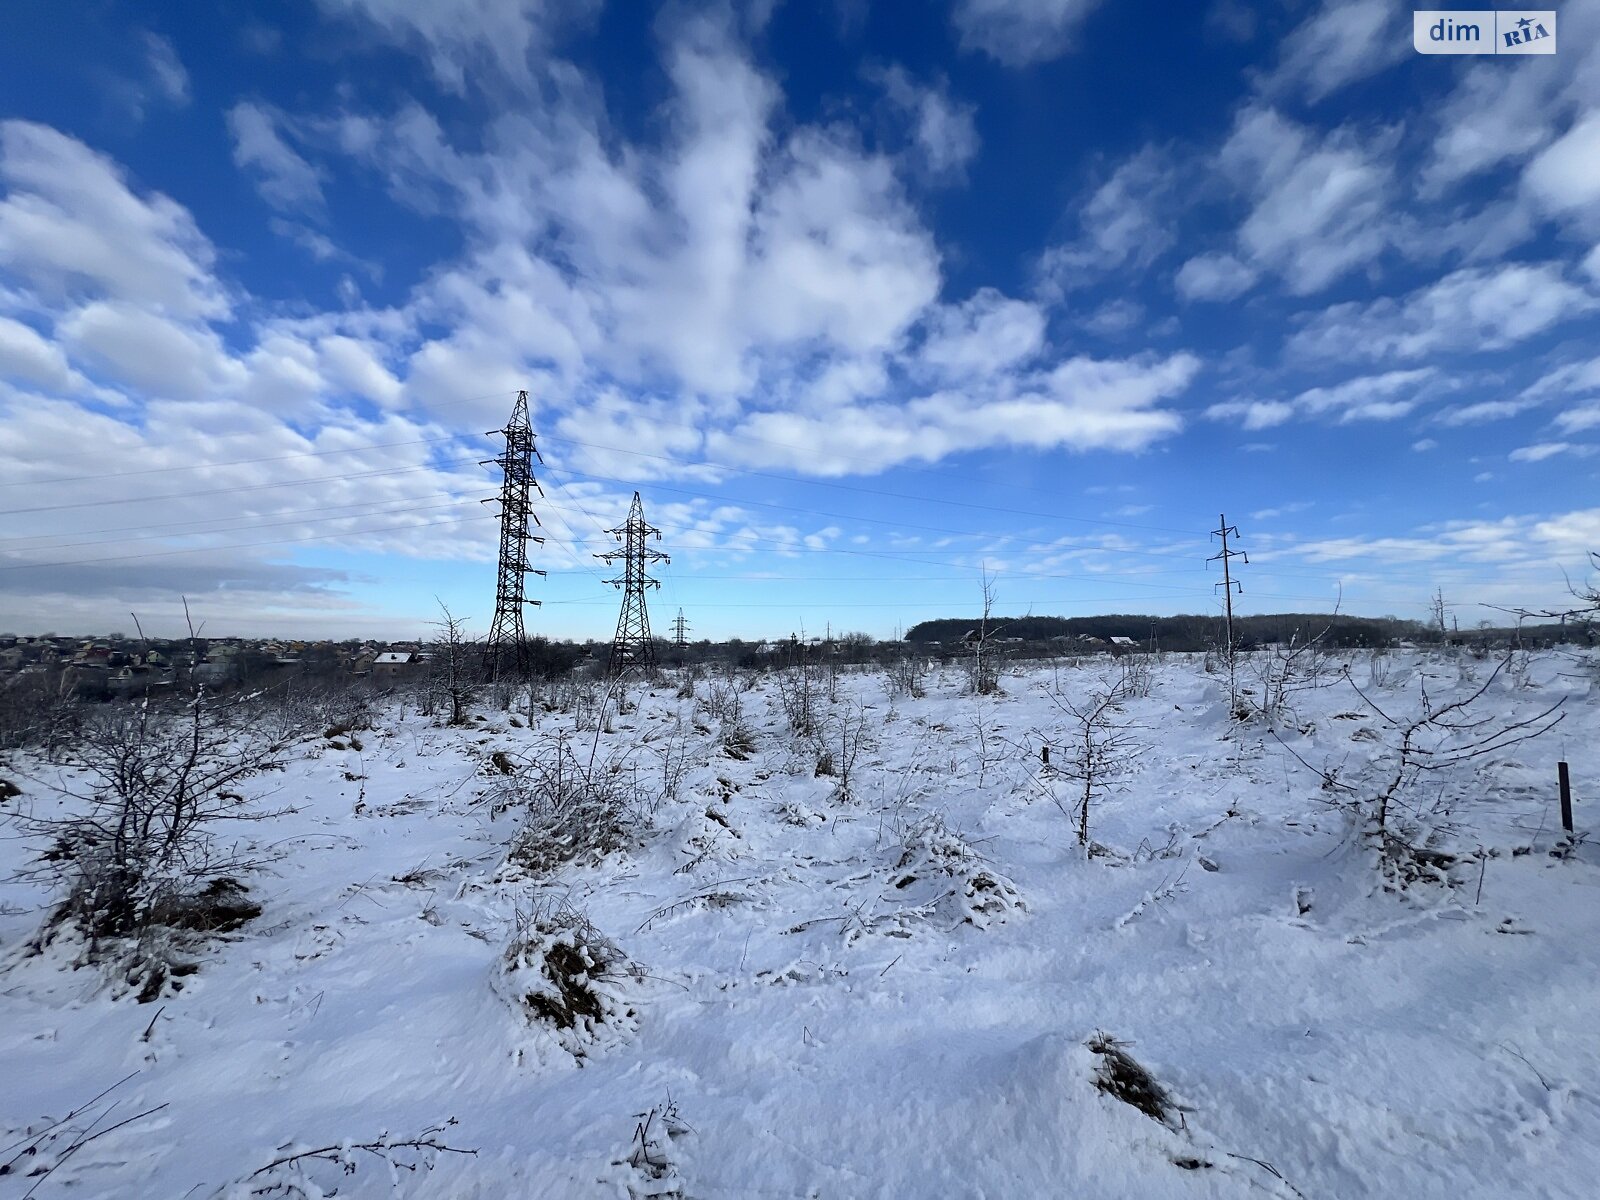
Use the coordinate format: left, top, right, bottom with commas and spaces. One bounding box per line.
3, 648, 1598, 1198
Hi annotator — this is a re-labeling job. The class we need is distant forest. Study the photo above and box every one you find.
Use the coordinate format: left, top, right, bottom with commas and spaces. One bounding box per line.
902, 613, 1587, 651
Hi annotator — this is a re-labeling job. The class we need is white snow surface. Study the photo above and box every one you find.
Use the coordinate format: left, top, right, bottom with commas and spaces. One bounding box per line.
3, 650, 1599, 1198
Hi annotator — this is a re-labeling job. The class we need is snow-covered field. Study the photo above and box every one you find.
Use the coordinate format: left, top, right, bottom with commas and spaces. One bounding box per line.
3, 649, 1598, 1198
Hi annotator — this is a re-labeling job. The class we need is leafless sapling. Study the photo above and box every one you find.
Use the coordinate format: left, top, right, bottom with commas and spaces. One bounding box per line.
968, 567, 1003, 696
427, 601, 481, 726
1301, 654, 1565, 885
1040, 678, 1143, 850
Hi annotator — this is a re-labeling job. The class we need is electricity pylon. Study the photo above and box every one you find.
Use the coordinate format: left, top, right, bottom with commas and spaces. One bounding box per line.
597, 491, 668, 674
482, 390, 545, 680
1207, 513, 1247, 712
671, 608, 690, 649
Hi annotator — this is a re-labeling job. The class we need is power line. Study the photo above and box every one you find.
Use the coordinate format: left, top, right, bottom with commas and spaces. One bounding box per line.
0, 387, 1490, 596
0, 432, 475, 489
0, 490, 470, 545
535, 431, 1207, 537
0, 456, 488, 518
0, 498, 477, 555
0, 513, 492, 573
0, 389, 524, 487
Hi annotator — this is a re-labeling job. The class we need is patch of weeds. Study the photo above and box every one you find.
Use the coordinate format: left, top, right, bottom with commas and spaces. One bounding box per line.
146, 877, 261, 934
613, 1096, 693, 1199
720, 724, 756, 760
1086, 1031, 1183, 1129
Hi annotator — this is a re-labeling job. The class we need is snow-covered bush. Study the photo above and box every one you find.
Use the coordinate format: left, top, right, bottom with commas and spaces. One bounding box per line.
885, 651, 928, 699
698, 678, 756, 758
646, 712, 696, 804
773, 661, 821, 739
812, 699, 874, 801
885, 813, 1023, 930
700, 676, 741, 725
1242, 625, 1338, 729
496, 732, 643, 876
493, 903, 641, 1058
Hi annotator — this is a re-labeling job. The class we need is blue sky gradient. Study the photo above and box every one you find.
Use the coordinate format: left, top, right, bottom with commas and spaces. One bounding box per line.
0, 0, 1597, 640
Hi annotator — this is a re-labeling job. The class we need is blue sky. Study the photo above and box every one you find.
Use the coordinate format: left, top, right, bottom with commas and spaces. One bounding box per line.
0, 0, 1597, 641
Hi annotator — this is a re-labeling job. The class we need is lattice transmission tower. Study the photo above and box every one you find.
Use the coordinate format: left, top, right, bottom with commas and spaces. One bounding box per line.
482, 390, 545, 680
671, 608, 690, 649
597, 491, 668, 673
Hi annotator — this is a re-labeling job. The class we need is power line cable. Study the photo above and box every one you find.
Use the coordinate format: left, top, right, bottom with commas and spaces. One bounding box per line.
0, 513, 492, 573
0, 497, 477, 554
0, 456, 488, 517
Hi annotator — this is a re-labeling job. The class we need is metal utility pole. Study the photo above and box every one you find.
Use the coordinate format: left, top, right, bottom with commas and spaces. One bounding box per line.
671, 608, 690, 649
597, 491, 668, 674
1208, 513, 1247, 711
482, 390, 545, 680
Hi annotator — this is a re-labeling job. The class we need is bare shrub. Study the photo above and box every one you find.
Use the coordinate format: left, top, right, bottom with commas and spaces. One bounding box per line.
700, 676, 742, 726
1, 1072, 168, 1189
239, 676, 373, 752
773, 662, 821, 739
814, 700, 874, 801
1289, 655, 1565, 887
496, 732, 643, 876
885, 651, 928, 700
720, 723, 756, 760
218, 1120, 474, 1198
613, 1097, 692, 1200
12, 690, 287, 968
1244, 625, 1337, 728
0, 669, 80, 759
1086, 1032, 1182, 1128
647, 713, 696, 803
1113, 653, 1154, 701
698, 676, 755, 759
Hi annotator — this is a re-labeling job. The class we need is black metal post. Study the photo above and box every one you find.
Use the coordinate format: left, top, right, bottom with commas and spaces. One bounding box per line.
1559, 761, 1573, 835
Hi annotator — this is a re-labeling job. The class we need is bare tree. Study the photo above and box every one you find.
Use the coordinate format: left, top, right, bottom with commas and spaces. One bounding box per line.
968, 566, 1003, 696
1284, 654, 1566, 886
428, 601, 481, 726
1039, 678, 1142, 850
1493, 552, 1600, 627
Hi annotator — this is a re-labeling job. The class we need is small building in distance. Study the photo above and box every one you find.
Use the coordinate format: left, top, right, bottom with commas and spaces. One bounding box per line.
373, 650, 420, 680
